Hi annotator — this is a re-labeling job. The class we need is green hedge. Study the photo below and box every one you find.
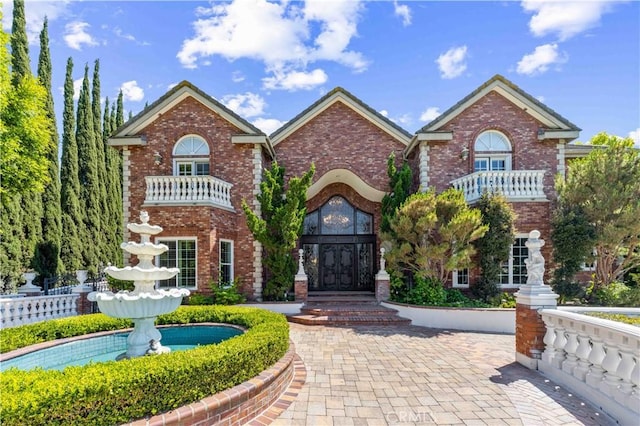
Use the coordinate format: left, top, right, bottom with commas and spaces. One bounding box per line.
0, 306, 289, 425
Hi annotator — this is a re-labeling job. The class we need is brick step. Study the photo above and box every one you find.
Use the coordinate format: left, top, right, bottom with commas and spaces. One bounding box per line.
288, 314, 412, 326
301, 304, 399, 317
307, 291, 377, 304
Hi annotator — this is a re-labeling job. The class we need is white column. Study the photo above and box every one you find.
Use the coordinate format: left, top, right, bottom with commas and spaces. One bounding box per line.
122, 147, 132, 265
251, 144, 264, 301
419, 141, 429, 192
556, 140, 566, 179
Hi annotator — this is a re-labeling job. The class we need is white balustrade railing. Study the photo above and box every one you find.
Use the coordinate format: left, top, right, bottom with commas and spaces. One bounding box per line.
144, 175, 233, 209
450, 170, 546, 203
539, 309, 640, 424
0, 294, 79, 328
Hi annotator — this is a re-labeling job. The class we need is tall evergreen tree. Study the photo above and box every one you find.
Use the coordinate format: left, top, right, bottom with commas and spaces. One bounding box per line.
10, 0, 43, 272
76, 64, 101, 270
103, 97, 123, 263
116, 90, 124, 128
59, 58, 83, 272
33, 17, 62, 278
91, 59, 110, 263
10, 0, 29, 85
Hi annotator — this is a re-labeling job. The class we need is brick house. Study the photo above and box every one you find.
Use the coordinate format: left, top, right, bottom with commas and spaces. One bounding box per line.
109, 74, 581, 300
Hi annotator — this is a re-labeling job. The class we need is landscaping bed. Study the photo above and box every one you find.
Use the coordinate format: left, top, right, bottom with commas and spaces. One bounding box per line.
0, 306, 289, 426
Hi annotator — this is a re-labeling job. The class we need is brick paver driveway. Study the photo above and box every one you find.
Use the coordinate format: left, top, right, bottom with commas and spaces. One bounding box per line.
273, 323, 616, 426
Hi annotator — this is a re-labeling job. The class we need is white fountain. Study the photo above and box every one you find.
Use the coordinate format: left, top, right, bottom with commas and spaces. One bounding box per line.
88, 211, 190, 359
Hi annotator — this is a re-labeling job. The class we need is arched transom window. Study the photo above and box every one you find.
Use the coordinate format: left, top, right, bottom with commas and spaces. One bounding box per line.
473, 130, 512, 172
172, 135, 210, 176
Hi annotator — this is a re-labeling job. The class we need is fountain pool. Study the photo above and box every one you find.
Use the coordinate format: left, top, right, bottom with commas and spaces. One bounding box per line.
0, 324, 242, 371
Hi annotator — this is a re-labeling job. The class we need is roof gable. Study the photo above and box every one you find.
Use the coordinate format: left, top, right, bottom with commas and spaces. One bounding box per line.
270, 87, 412, 146
418, 74, 581, 134
111, 81, 265, 138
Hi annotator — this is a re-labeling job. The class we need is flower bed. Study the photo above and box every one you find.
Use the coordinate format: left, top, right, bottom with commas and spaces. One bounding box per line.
0, 306, 289, 426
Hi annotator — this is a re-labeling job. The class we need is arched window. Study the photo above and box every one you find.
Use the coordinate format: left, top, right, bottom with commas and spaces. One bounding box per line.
473, 130, 512, 172
172, 135, 210, 176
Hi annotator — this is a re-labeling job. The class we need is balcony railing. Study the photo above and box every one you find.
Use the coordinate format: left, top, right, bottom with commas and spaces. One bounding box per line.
450, 170, 546, 203
144, 175, 233, 209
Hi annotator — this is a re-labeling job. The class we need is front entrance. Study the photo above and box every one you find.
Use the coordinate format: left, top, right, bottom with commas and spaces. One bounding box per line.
301, 196, 375, 292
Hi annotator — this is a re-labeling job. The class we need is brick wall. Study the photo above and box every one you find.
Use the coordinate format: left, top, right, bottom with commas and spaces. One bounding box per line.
275, 101, 406, 193
125, 97, 260, 298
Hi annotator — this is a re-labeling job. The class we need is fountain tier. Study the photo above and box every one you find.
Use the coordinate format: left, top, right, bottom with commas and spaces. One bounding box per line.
89, 211, 189, 359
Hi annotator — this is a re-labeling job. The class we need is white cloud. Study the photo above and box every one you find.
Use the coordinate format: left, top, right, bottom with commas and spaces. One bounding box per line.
64, 21, 99, 50
516, 43, 567, 75
120, 80, 145, 102
177, 0, 367, 90
420, 107, 441, 122
522, 0, 619, 41
392, 113, 411, 126
2, 0, 71, 44
113, 27, 136, 42
393, 1, 412, 27
73, 78, 83, 101
221, 92, 266, 118
262, 68, 328, 91
231, 71, 245, 83
253, 117, 287, 135
536, 95, 545, 103
436, 46, 468, 79
379, 110, 389, 117
629, 128, 640, 148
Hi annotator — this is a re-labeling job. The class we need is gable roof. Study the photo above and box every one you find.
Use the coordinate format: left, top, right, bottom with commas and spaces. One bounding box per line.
269, 87, 413, 146
109, 81, 274, 156
407, 74, 581, 153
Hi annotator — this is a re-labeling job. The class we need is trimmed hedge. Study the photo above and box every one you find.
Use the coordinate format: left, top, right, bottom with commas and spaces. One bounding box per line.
0, 306, 289, 425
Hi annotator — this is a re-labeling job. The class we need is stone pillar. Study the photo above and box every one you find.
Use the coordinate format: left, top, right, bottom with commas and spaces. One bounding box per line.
375, 248, 390, 302
73, 270, 94, 315
17, 272, 42, 297
514, 230, 559, 369
294, 249, 308, 302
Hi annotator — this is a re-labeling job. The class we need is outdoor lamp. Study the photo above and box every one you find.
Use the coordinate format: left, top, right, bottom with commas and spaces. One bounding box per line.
460, 147, 469, 160
153, 151, 162, 166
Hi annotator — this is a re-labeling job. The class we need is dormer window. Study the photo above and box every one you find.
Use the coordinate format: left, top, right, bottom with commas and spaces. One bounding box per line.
173, 135, 210, 176
474, 130, 512, 172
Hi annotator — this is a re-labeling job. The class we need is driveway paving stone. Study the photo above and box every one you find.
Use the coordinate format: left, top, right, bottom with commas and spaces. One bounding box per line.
270, 323, 617, 426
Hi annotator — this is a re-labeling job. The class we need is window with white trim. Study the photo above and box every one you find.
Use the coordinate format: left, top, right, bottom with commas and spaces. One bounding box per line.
219, 240, 234, 285
474, 130, 512, 172
173, 135, 210, 176
452, 268, 469, 288
157, 238, 197, 289
499, 235, 528, 287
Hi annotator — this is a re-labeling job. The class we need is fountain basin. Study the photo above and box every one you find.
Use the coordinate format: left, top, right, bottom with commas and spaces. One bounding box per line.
104, 265, 180, 282
89, 289, 189, 319
120, 242, 170, 257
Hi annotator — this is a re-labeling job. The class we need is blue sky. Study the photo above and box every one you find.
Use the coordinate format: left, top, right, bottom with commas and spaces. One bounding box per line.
2, 0, 639, 146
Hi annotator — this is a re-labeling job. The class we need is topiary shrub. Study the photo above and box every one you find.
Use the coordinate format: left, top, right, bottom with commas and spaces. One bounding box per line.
0, 306, 288, 425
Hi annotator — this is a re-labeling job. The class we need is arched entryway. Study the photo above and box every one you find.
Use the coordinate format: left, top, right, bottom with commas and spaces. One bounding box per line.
301, 196, 376, 292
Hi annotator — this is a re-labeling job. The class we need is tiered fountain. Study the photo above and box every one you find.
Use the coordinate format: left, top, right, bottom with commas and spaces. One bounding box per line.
88, 211, 190, 359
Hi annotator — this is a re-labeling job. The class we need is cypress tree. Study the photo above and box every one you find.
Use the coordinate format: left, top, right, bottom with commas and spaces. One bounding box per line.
76, 64, 101, 271
10, 0, 29, 85
116, 90, 124, 128
91, 59, 110, 263
33, 17, 62, 278
103, 97, 123, 263
59, 58, 83, 272
10, 0, 43, 272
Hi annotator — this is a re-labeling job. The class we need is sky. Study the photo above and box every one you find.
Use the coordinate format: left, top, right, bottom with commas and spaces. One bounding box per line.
2, 0, 639, 147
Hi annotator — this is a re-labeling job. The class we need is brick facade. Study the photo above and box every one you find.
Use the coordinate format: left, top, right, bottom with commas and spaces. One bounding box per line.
112, 76, 581, 299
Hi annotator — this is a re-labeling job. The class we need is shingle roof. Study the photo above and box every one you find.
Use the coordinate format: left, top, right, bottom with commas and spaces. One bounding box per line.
417, 74, 581, 133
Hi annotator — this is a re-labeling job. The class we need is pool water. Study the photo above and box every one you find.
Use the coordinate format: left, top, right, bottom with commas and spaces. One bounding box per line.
1, 325, 242, 371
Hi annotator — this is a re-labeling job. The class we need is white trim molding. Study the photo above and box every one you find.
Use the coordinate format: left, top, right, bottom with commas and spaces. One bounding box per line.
306, 169, 386, 202
419, 142, 430, 192
557, 142, 566, 179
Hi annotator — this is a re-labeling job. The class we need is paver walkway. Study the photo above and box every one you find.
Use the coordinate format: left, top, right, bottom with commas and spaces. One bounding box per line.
271, 323, 617, 426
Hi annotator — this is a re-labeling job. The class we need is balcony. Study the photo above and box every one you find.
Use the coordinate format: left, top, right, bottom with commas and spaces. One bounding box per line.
450, 170, 547, 203
144, 175, 233, 210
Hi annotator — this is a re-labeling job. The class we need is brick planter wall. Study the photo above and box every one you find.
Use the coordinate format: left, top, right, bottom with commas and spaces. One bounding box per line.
126, 343, 298, 426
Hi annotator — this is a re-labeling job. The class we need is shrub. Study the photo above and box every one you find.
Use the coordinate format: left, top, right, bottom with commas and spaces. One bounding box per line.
552, 279, 587, 304
211, 279, 246, 305
404, 276, 447, 306
471, 277, 500, 302
0, 306, 289, 425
